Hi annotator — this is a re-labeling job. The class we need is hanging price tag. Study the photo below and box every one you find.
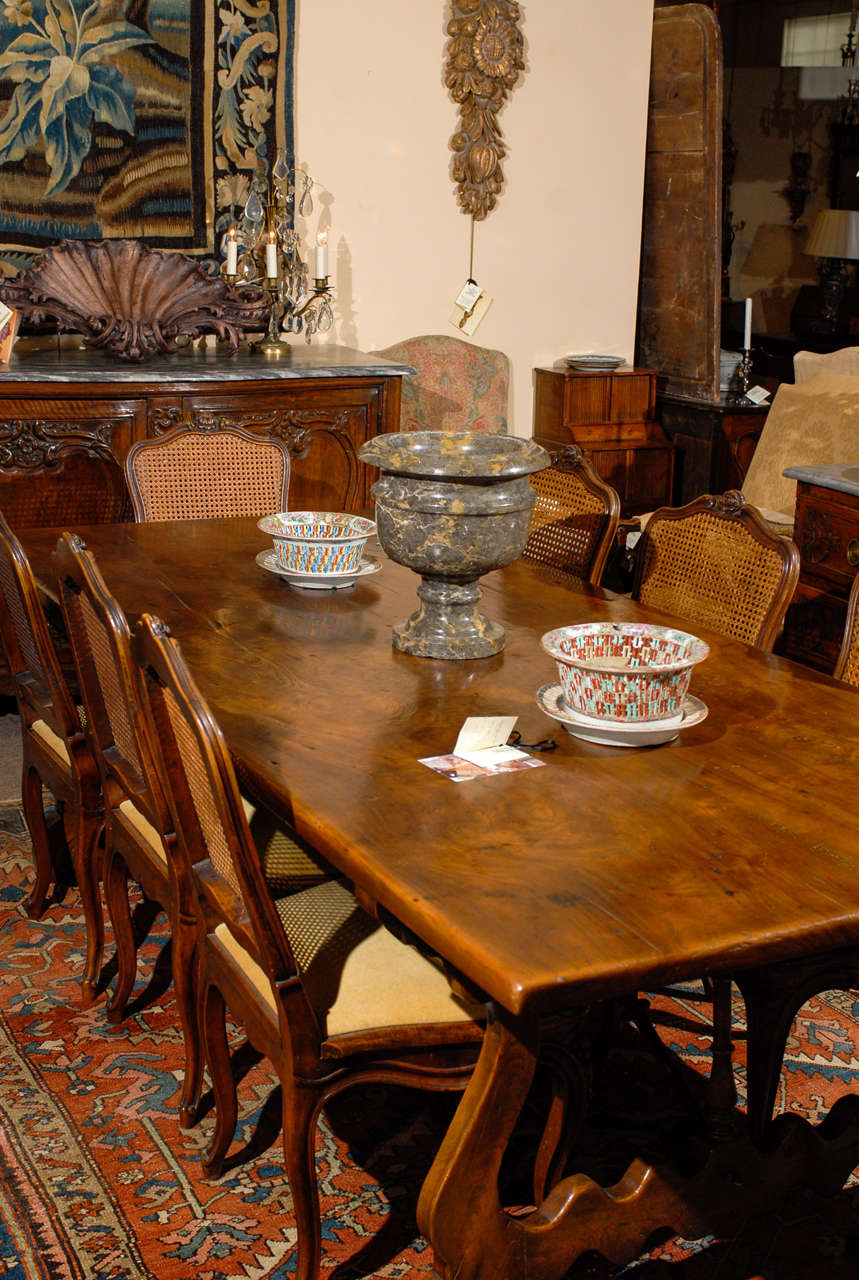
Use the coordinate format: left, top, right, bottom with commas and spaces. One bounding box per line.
455, 279, 482, 311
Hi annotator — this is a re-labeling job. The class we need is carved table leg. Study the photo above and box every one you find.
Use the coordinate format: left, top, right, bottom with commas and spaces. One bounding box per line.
418, 1004, 859, 1280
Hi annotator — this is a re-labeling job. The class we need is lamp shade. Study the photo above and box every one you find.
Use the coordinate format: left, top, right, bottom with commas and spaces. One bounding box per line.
805, 208, 859, 259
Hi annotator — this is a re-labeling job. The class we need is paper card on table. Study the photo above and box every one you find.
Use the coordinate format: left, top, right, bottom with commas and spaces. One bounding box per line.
419, 752, 544, 782
453, 715, 518, 757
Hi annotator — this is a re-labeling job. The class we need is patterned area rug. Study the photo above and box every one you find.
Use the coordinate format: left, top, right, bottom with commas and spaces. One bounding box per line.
0, 802, 857, 1280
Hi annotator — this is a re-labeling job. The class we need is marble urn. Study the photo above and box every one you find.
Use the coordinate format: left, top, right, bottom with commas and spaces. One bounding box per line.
358, 431, 549, 658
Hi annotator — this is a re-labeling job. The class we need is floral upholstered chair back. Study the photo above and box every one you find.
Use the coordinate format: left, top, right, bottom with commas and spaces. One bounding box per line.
375, 335, 509, 434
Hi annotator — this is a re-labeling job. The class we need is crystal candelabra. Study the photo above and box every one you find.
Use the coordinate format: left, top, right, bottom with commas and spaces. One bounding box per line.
220, 151, 334, 354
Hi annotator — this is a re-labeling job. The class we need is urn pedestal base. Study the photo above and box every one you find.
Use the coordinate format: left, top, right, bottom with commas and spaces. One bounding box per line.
393, 577, 504, 659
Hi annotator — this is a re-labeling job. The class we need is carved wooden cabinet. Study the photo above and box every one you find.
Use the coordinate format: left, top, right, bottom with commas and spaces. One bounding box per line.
657, 392, 770, 506
533, 365, 673, 515
779, 465, 859, 673
0, 346, 409, 529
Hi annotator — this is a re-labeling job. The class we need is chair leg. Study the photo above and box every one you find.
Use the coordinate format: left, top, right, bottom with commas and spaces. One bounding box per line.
21, 762, 54, 919
69, 805, 105, 1005
171, 906, 202, 1129
202, 983, 237, 1179
104, 849, 136, 1024
281, 1081, 323, 1280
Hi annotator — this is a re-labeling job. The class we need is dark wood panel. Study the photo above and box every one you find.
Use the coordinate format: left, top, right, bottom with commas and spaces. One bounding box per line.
637, 4, 722, 401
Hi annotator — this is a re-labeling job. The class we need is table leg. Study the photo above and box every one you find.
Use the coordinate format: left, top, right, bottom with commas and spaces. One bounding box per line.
418, 1005, 859, 1280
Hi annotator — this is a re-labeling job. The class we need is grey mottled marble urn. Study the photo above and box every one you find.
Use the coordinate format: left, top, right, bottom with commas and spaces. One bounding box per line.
358, 431, 549, 658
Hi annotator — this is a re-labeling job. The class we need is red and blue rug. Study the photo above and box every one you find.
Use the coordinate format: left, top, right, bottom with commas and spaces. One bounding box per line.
0, 803, 857, 1280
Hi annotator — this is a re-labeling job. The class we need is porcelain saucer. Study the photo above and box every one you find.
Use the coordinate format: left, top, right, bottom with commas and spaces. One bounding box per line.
536, 683, 708, 747
256, 549, 380, 589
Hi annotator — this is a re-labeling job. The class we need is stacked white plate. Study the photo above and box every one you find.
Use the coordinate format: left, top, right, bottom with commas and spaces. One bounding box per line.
256, 549, 380, 590
536, 682, 708, 748
565, 353, 627, 372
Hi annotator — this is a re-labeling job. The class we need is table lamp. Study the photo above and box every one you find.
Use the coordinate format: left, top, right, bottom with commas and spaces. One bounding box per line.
804, 208, 859, 331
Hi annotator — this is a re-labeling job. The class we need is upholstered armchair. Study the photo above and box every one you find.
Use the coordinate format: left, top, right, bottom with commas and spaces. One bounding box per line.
374, 334, 509, 433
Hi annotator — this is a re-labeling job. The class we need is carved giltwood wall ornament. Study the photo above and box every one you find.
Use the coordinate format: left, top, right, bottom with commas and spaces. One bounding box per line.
446, 0, 524, 220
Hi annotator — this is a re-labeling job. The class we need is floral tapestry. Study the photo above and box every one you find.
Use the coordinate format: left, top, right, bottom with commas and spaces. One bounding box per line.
0, 0, 295, 277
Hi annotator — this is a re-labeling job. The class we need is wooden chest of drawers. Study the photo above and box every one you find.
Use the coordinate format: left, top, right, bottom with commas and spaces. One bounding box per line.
533, 365, 673, 515
780, 466, 859, 673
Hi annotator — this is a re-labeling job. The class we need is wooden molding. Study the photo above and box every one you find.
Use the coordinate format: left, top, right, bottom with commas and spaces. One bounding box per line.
446, 0, 524, 221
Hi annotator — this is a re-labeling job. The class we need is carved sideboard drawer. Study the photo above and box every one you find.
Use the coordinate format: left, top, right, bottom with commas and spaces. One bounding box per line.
793, 487, 859, 591
780, 475, 859, 673
0, 396, 146, 526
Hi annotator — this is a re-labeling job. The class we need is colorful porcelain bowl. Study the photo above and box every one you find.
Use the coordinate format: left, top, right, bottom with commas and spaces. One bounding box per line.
540, 622, 709, 723
257, 511, 376, 575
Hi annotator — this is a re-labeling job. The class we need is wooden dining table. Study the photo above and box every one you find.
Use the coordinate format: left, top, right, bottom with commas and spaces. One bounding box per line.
21, 515, 859, 1280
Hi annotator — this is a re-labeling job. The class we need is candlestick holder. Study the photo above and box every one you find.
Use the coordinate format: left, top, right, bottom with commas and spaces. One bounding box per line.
729, 349, 753, 403
220, 151, 334, 350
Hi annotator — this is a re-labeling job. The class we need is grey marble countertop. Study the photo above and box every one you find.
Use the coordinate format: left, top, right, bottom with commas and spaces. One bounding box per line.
783, 462, 859, 498
0, 343, 413, 383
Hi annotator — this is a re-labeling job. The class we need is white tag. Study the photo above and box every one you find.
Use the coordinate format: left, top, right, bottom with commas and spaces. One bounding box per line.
453, 715, 518, 757
455, 279, 482, 310
449, 291, 493, 336
745, 384, 771, 404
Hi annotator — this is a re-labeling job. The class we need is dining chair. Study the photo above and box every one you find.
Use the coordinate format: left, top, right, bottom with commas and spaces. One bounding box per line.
522, 446, 621, 586
133, 612, 485, 1280
630, 491, 800, 1133
374, 334, 509, 434
52, 533, 332, 1127
631, 490, 800, 653
833, 571, 859, 686
124, 424, 290, 522
52, 533, 186, 1041
0, 514, 104, 999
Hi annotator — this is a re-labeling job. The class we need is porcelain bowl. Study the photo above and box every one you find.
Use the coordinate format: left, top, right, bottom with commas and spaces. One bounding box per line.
258, 511, 375, 575
540, 622, 709, 723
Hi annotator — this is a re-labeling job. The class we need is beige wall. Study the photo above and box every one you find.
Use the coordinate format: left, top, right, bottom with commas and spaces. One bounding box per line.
294, 1, 653, 437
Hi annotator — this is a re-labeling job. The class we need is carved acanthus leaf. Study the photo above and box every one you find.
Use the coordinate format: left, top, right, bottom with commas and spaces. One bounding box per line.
446, 0, 524, 220
0, 419, 115, 470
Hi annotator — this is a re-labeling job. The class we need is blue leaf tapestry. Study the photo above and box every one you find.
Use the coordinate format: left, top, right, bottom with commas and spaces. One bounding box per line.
0, 0, 295, 275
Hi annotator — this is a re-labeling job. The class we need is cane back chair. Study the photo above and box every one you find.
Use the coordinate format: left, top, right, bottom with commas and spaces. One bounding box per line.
125, 424, 290, 522
631, 490, 800, 653
834, 571, 859, 686
134, 612, 485, 1280
630, 492, 801, 1137
52, 533, 186, 1038
0, 514, 103, 997
523, 446, 621, 587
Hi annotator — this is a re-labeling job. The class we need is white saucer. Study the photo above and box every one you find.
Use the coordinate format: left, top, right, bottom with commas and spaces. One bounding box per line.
256, 550, 381, 589
536, 683, 708, 748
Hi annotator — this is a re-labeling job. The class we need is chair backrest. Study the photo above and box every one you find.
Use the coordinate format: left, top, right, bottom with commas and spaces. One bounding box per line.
133, 614, 322, 1059
0, 511, 79, 740
523, 446, 621, 586
125, 425, 290, 522
631, 490, 800, 653
374, 334, 509, 434
834, 572, 859, 687
52, 533, 168, 828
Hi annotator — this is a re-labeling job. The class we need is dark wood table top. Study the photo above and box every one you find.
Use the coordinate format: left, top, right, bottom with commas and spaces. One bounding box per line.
24, 517, 859, 1018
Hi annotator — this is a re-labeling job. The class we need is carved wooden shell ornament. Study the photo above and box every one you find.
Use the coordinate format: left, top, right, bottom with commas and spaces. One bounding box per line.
446, 0, 524, 220
0, 239, 270, 362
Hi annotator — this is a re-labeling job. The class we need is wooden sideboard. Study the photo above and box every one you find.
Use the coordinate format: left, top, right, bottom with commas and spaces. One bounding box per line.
779, 463, 859, 673
656, 391, 770, 506
0, 344, 411, 527
533, 365, 673, 515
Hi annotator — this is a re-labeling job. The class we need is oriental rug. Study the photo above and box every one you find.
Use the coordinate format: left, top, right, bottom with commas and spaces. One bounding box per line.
0, 802, 857, 1280
0, 0, 294, 275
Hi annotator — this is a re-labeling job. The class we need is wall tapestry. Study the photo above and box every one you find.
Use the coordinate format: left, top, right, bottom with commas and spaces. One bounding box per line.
0, 0, 295, 277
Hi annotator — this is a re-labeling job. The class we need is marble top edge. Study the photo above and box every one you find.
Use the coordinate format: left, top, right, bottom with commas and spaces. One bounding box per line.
0, 344, 414, 383
783, 461, 859, 497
